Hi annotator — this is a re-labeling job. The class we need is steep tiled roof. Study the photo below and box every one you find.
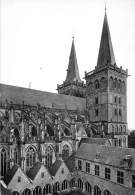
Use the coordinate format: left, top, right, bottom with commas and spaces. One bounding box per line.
76, 143, 135, 170
0, 83, 86, 111
0, 183, 12, 195
4, 165, 19, 185
49, 160, 63, 176
26, 161, 43, 180
65, 153, 75, 172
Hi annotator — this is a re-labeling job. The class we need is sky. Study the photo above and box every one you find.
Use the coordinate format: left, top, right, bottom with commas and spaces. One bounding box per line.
1, 0, 135, 130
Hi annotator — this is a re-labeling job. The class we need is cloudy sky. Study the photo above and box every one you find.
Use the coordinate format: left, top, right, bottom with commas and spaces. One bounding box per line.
1, 0, 135, 129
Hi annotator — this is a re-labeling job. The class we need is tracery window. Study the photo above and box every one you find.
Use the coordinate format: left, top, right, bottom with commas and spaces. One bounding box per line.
62, 144, 70, 161
1, 148, 7, 177
14, 148, 18, 165
26, 147, 36, 170
45, 146, 53, 168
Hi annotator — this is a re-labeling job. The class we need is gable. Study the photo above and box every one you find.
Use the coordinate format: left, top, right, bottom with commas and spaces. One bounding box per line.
8, 168, 31, 191
34, 165, 52, 184
54, 162, 70, 182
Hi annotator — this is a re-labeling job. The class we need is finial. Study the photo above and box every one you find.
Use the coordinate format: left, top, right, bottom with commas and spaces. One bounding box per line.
72, 35, 74, 41
105, 1, 107, 13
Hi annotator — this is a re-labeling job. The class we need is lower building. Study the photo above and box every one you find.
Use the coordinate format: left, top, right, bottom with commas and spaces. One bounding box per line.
75, 142, 135, 195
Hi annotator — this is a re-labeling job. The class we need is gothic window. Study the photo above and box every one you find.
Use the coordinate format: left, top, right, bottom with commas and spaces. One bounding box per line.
85, 182, 91, 193
94, 185, 101, 195
1, 148, 7, 177
43, 184, 51, 195
77, 178, 83, 190
14, 148, 18, 165
100, 77, 107, 89
95, 80, 100, 89
95, 97, 98, 105
119, 109, 122, 117
119, 97, 122, 104
33, 186, 42, 195
122, 81, 126, 94
78, 160, 82, 170
31, 126, 37, 137
54, 182, 60, 192
95, 109, 99, 117
45, 146, 53, 168
114, 108, 117, 116
109, 77, 114, 90
114, 78, 118, 89
62, 180, 68, 190
62, 144, 70, 161
26, 147, 36, 170
22, 188, 31, 195
70, 178, 76, 188
88, 82, 93, 93
114, 96, 117, 103
118, 79, 122, 92
104, 190, 112, 195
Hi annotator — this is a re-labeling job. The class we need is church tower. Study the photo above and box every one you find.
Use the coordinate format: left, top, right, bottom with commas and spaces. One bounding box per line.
85, 10, 128, 147
57, 38, 86, 98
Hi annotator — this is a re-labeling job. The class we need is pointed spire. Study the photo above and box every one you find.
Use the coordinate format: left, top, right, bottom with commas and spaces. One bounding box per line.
65, 37, 82, 83
96, 10, 116, 68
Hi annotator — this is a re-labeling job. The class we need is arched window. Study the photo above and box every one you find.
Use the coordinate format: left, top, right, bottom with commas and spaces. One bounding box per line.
13, 191, 20, 195
118, 79, 122, 92
87, 82, 93, 93
85, 182, 91, 193
26, 147, 36, 170
94, 185, 101, 195
104, 189, 112, 195
122, 81, 126, 94
43, 184, 51, 194
62, 145, 70, 161
95, 80, 100, 89
14, 148, 18, 165
70, 178, 76, 188
77, 178, 83, 190
1, 148, 7, 177
62, 180, 68, 190
31, 126, 37, 137
45, 146, 53, 168
22, 189, 31, 195
53, 182, 60, 192
109, 77, 114, 90
114, 78, 118, 89
33, 186, 42, 195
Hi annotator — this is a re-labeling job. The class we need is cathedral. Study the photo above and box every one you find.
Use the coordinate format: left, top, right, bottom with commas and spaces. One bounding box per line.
0, 10, 131, 195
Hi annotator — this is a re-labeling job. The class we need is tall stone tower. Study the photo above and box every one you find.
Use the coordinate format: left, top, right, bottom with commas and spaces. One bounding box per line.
57, 38, 86, 98
85, 11, 128, 147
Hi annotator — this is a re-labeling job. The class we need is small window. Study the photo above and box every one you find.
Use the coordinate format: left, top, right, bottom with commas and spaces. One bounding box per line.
95, 109, 99, 117
86, 162, 90, 173
41, 172, 44, 178
117, 171, 124, 184
114, 96, 117, 103
95, 97, 98, 105
114, 108, 117, 116
119, 109, 122, 116
95, 165, 99, 176
17, 176, 21, 183
61, 168, 64, 174
119, 97, 122, 104
105, 167, 111, 180
132, 175, 135, 188
78, 160, 82, 171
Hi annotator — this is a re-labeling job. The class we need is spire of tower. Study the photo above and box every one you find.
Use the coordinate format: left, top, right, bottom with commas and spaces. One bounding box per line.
65, 38, 82, 83
96, 10, 116, 68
